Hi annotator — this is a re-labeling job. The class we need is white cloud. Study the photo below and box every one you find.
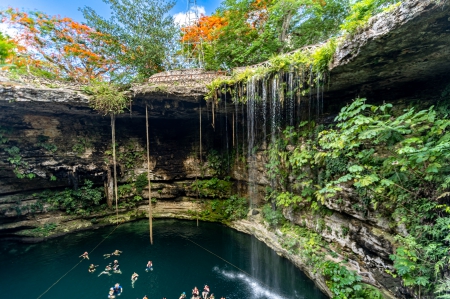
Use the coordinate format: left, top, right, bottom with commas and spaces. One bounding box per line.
173, 5, 206, 27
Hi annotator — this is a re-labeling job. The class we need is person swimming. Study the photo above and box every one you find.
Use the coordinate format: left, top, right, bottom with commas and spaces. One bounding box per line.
98, 265, 112, 277
145, 261, 153, 272
79, 251, 89, 259
88, 264, 98, 273
208, 294, 215, 299
192, 286, 200, 298
202, 285, 210, 299
179, 292, 186, 299
112, 249, 122, 256
112, 260, 121, 274
113, 283, 123, 296
108, 288, 116, 299
131, 272, 139, 288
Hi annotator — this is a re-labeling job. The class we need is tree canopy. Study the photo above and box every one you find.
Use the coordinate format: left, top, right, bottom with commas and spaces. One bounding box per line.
80, 0, 178, 81
0, 31, 16, 65
1, 9, 120, 82
181, 0, 401, 70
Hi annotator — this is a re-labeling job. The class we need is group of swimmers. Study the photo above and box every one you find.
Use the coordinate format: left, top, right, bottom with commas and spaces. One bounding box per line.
182, 285, 225, 299
80, 250, 154, 298
80, 251, 226, 299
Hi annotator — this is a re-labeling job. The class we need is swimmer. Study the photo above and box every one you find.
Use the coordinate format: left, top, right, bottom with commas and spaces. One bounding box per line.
108, 288, 116, 299
208, 294, 215, 299
112, 249, 122, 256
179, 292, 186, 299
113, 260, 121, 273
145, 260, 153, 272
79, 251, 89, 259
131, 272, 139, 288
143, 296, 148, 299
103, 253, 111, 259
113, 283, 123, 296
192, 286, 199, 298
98, 265, 112, 277
202, 285, 210, 299
88, 264, 98, 273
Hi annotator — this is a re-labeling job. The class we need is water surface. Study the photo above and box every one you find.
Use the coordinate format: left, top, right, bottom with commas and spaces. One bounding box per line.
0, 219, 327, 299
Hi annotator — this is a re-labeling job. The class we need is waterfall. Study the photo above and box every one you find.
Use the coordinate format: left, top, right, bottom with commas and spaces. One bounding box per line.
224, 88, 229, 173
247, 77, 257, 208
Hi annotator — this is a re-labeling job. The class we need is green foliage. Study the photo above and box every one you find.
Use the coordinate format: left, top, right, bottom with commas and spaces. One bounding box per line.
134, 173, 148, 194
341, 0, 401, 34
72, 137, 92, 155
206, 149, 232, 176
44, 180, 104, 216
0, 31, 15, 65
262, 97, 450, 297
81, 0, 177, 81
37, 135, 57, 153
206, 39, 336, 101
198, 0, 349, 70
435, 278, 450, 299
261, 204, 285, 228
3, 146, 35, 179
190, 177, 232, 199
322, 261, 362, 299
84, 81, 128, 115
223, 195, 248, 220
31, 222, 58, 237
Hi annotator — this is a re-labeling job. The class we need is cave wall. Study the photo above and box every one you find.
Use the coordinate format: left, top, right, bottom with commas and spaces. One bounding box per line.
0, 101, 228, 224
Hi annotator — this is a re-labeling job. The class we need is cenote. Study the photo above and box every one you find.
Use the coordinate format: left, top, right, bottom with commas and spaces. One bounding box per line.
0, 219, 326, 299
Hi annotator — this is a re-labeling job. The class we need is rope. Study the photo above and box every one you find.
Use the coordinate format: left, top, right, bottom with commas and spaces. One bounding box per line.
35, 223, 121, 299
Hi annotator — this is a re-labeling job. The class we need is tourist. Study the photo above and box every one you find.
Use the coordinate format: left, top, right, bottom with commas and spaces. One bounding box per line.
143, 296, 148, 299
112, 260, 122, 274
108, 288, 116, 299
209, 294, 215, 299
113, 283, 123, 296
131, 272, 139, 288
113, 260, 121, 273
79, 251, 89, 259
112, 249, 122, 256
179, 292, 186, 299
98, 265, 112, 277
88, 264, 98, 273
146, 260, 153, 272
192, 286, 199, 298
202, 285, 210, 299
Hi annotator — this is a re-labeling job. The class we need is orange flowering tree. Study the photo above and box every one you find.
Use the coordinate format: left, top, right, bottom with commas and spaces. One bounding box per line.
180, 15, 227, 69
1, 8, 121, 82
180, 0, 348, 70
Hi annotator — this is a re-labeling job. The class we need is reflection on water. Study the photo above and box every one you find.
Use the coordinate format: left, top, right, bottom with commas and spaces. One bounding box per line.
0, 219, 326, 299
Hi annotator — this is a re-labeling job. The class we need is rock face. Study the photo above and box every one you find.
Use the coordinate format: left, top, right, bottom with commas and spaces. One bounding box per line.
0, 1, 449, 298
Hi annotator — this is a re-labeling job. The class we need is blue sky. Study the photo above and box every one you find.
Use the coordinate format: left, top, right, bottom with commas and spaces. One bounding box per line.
0, 0, 222, 23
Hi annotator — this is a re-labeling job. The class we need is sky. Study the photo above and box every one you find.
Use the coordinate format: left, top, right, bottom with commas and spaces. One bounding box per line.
0, 0, 222, 24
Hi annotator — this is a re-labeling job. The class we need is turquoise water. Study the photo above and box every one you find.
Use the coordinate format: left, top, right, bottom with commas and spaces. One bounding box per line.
0, 219, 327, 299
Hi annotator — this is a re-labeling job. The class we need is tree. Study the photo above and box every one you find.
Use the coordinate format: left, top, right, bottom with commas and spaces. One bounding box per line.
1, 9, 120, 82
0, 31, 16, 65
81, 0, 178, 81
180, 0, 350, 70
180, 15, 228, 69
